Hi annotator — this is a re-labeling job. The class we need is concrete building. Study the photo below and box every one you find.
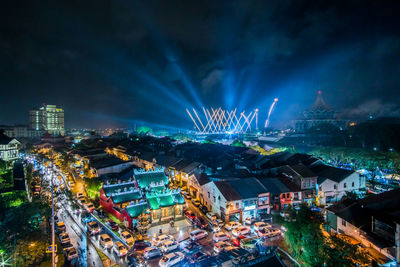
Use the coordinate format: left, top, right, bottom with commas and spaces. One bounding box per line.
30, 104, 65, 136
311, 164, 366, 205
202, 178, 269, 222
326, 189, 400, 265
0, 130, 20, 161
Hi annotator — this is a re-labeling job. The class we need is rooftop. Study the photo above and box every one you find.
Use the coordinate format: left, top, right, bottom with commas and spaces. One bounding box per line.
90, 156, 126, 169
134, 169, 169, 189
227, 178, 268, 199
125, 201, 149, 218
311, 164, 354, 183
257, 177, 291, 194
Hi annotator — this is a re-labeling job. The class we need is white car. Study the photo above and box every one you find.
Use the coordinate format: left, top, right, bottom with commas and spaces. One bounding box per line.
213, 241, 232, 253
206, 212, 217, 221
254, 222, 271, 231
159, 252, 184, 267
121, 231, 134, 245
225, 221, 241, 231
257, 227, 282, 238
113, 241, 127, 257
99, 234, 113, 249
190, 229, 208, 241
153, 234, 174, 247
213, 232, 230, 242
87, 221, 100, 235
232, 226, 251, 236
160, 240, 179, 253
244, 217, 255, 225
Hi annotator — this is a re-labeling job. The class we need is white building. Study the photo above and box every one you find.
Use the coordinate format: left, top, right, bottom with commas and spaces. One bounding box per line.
30, 104, 65, 136
201, 178, 270, 222
0, 131, 21, 161
312, 165, 366, 205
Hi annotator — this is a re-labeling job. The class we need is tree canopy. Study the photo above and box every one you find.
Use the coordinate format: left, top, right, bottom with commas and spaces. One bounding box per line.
284, 204, 369, 266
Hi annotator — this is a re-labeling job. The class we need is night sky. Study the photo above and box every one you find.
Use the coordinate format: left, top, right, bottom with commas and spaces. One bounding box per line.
1, 1, 400, 129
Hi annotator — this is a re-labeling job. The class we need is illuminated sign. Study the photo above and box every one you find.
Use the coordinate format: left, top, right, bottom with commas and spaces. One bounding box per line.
244, 205, 256, 211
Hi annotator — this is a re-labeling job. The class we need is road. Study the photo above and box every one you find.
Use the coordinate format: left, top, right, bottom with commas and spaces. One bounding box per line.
34, 160, 105, 267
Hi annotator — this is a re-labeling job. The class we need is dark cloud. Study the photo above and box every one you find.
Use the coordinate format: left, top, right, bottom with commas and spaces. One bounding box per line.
0, 0, 400, 129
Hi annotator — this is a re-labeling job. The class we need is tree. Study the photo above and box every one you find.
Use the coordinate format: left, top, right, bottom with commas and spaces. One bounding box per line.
0, 159, 6, 172
284, 205, 326, 266
283, 204, 371, 266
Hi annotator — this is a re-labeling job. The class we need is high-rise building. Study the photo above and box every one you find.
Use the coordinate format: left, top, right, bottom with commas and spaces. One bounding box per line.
30, 104, 65, 136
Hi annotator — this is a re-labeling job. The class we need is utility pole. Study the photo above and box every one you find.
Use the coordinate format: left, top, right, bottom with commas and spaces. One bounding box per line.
51, 165, 55, 267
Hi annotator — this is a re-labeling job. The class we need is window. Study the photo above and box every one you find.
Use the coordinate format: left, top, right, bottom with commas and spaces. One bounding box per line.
334, 184, 337, 190
343, 183, 347, 188
352, 182, 354, 187
235, 203, 239, 209
213, 196, 216, 202
208, 192, 210, 198
341, 219, 346, 227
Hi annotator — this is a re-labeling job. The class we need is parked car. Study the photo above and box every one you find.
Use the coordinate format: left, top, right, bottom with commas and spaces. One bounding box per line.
244, 217, 255, 225
232, 235, 248, 246
253, 222, 270, 231
54, 215, 59, 224
181, 242, 203, 254
160, 240, 179, 253
153, 234, 174, 247
62, 242, 73, 252
121, 231, 134, 245
143, 247, 162, 259
76, 192, 84, 198
214, 218, 224, 227
232, 226, 251, 236
193, 217, 208, 229
185, 210, 196, 221
100, 234, 113, 249
213, 232, 230, 242
65, 247, 78, 261
159, 252, 185, 267
209, 221, 221, 232
57, 222, 66, 232
206, 212, 217, 221
188, 251, 211, 264
190, 229, 208, 241
106, 220, 119, 231
79, 198, 86, 205
240, 237, 259, 250
225, 221, 241, 231
113, 241, 128, 257
85, 202, 95, 213
214, 241, 233, 254
257, 227, 281, 238
59, 232, 70, 244
132, 241, 151, 253
191, 199, 201, 207
87, 221, 100, 235
199, 205, 208, 214
184, 193, 192, 200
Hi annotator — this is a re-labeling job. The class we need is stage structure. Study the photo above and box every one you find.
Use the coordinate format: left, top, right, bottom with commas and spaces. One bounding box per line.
186, 107, 258, 134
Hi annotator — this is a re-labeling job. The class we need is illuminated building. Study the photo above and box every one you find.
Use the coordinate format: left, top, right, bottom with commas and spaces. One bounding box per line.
30, 104, 65, 136
293, 91, 347, 132
0, 130, 20, 161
